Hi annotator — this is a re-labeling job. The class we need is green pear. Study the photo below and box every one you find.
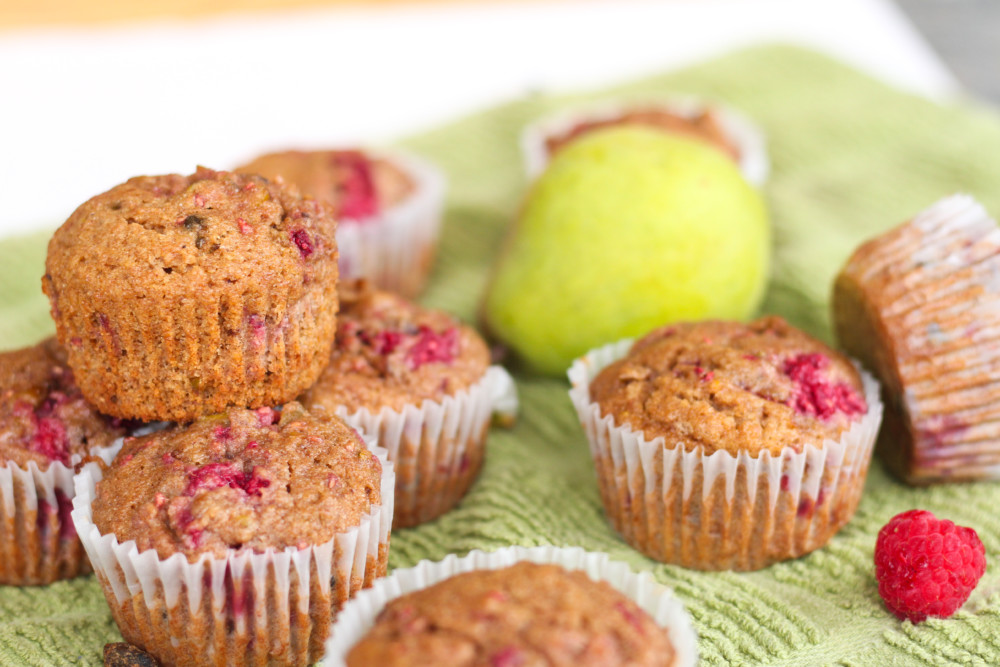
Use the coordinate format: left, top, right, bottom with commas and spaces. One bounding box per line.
483, 125, 771, 375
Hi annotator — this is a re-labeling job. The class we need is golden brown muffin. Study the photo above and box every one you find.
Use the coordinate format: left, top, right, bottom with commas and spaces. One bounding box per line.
88, 403, 387, 667
590, 317, 866, 457
43, 167, 339, 422
237, 149, 414, 221
571, 316, 880, 571
0, 337, 134, 585
544, 106, 738, 163
833, 194, 1000, 484
346, 562, 675, 667
301, 281, 493, 529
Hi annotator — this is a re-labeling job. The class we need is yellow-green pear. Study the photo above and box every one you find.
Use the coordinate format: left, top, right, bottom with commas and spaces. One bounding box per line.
483, 125, 771, 375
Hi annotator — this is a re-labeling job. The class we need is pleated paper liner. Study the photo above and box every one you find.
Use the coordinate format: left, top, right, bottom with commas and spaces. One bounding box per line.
568, 338, 883, 571
322, 545, 697, 667
336, 149, 446, 299
834, 194, 1000, 483
71, 437, 395, 667
324, 365, 518, 529
520, 96, 769, 187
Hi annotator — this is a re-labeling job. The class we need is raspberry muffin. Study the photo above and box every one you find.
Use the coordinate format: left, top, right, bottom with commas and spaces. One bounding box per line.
301, 281, 514, 529
0, 337, 132, 585
522, 98, 769, 186
569, 317, 882, 571
73, 403, 394, 667
834, 194, 1000, 483
237, 149, 445, 298
324, 547, 698, 667
43, 167, 339, 422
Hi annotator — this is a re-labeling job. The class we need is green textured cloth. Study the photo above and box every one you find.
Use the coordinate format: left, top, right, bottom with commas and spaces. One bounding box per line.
2, 44, 1000, 666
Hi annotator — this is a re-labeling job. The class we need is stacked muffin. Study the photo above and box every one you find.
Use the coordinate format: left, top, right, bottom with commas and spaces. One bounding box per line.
33, 167, 395, 666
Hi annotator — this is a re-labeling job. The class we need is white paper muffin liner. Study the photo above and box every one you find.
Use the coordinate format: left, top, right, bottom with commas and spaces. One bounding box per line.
521, 96, 770, 187
71, 434, 395, 667
335, 149, 447, 299
568, 338, 883, 571
0, 439, 122, 585
322, 545, 697, 667
835, 194, 1000, 483
330, 365, 518, 529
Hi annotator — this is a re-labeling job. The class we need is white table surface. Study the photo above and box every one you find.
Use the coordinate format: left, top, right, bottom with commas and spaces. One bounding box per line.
0, 0, 958, 237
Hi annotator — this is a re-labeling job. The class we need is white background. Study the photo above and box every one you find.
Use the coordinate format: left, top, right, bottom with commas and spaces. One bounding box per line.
0, 0, 958, 236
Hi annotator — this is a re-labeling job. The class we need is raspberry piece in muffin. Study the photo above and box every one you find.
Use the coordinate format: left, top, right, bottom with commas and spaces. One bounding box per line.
345, 562, 676, 666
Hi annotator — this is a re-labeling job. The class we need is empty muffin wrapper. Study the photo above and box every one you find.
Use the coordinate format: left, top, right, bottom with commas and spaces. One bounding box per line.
328, 365, 518, 528
336, 149, 447, 299
568, 338, 883, 571
322, 545, 698, 667
520, 96, 770, 187
71, 436, 395, 667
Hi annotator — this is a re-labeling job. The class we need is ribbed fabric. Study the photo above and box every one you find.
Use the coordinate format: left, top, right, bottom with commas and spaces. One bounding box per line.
2, 45, 1000, 665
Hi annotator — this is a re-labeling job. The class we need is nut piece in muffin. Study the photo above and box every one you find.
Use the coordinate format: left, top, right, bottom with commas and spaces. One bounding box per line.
43, 167, 339, 422
345, 562, 675, 667
571, 316, 881, 570
85, 403, 388, 667
834, 194, 1000, 483
301, 281, 493, 528
237, 149, 444, 298
0, 337, 133, 585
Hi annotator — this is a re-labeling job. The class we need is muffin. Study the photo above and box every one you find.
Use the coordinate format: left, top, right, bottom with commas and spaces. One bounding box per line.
521, 97, 769, 186
833, 194, 1000, 483
301, 281, 515, 528
324, 546, 697, 667
237, 149, 445, 298
72, 403, 394, 667
0, 337, 132, 584
569, 317, 883, 571
43, 166, 339, 422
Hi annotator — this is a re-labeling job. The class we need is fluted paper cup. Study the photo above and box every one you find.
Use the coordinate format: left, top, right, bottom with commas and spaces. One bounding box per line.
521, 97, 769, 186
322, 545, 697, 667
71, 438, 394, 667
336, 150, 446, 299
324, 365, 518, 529
568, 339, 882, 571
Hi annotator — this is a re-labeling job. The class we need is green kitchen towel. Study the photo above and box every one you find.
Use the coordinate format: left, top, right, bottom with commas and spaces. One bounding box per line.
2, 44, 1000, 666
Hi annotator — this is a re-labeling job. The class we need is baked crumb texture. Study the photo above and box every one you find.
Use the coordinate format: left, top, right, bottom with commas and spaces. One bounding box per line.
0, 338, 130, 585
346, 562, 676, 667
834, 194, 1000, 484
302, 283, 511, 528
237, 149, 445, 298
569, 318, 883, 571
75, 404, 395, 667
43, 167, 339, 422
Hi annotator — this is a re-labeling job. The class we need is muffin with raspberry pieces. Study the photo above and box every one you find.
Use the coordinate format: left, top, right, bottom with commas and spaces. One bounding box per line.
345, 562, 676, 666
0, 337, 132, 585
43, 167, 339, 422
237, 148, 445, 298
73, 403, 394, 667
569, 317, 883, 570
301, 281, 514, 529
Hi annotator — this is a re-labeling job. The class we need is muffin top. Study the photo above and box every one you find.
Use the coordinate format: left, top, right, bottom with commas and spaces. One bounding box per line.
92, 403, 381, 561
237, 149, 414, 221
589, 317, 867, 456
0, 338, 131, 469
44, 167, 338, 304
346, 562, 675, 667
301, 282, 491, 414
545, 106, 737, 163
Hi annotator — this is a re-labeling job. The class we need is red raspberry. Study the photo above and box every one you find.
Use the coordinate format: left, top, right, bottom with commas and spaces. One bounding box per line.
874, 509, 986, 622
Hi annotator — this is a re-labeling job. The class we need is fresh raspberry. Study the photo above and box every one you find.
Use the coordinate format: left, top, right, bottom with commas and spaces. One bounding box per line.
874, 509, 986, 622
